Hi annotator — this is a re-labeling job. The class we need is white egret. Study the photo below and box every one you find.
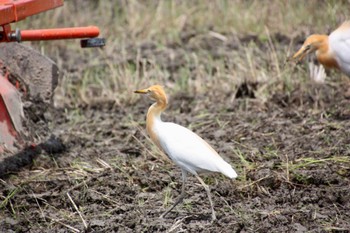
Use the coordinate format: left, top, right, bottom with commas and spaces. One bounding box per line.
135, 85, 237, 221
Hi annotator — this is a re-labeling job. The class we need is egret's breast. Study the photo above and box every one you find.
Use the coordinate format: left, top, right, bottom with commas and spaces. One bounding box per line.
316, 51, 339, 69
146, 115, 162, 149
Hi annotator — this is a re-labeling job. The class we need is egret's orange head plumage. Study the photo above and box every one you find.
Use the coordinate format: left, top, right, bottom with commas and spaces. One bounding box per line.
134, 85, 167, 104
134, 85, 168, 149
302, 35, 328, 49
291, 34, 340, 69
292, 34, 328, 61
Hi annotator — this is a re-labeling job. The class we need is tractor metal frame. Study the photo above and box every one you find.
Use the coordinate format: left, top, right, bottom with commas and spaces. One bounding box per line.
0, 0, 104, 153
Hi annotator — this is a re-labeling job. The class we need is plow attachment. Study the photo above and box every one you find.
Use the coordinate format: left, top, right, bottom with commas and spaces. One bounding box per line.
0, 75, 24, 152
0, 42, 59, 153
0, 0, 105, 175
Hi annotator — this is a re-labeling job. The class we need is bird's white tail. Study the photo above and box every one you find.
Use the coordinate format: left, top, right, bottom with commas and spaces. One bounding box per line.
219, 161, 238, 179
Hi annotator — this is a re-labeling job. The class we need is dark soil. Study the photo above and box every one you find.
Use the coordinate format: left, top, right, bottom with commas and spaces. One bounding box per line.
1, 32, 350, 232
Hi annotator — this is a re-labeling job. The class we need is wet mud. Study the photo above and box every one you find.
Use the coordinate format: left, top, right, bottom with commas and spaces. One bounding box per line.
1, 33, 350, 232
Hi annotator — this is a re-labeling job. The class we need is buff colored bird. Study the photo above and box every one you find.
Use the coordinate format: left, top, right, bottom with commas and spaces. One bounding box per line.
135, 85, 237, 221
291, 21, 350, 77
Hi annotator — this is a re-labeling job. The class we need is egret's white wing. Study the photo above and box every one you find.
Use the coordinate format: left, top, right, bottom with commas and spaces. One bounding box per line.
308, 62, 326, 83
155, 122, 237, 178
329, 21, 350, 76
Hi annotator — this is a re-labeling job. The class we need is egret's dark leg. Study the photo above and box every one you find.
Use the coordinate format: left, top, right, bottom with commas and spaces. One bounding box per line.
160, 169, 187, 218
195, 175, 216, 221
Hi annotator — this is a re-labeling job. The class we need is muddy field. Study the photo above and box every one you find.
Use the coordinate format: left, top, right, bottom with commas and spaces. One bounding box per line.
1, 1, 350, 232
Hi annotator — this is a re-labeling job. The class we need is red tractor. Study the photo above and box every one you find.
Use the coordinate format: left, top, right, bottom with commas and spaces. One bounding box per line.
0, 0, 104, 175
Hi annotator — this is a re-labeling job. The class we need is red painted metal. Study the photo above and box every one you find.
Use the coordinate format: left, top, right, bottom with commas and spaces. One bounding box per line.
0, 96, 17, 146
20, 26, 100, 41
0, 76, 19, 150
0, 0, 63, 25
0, 4, 14, 26
0, 24, 11, 42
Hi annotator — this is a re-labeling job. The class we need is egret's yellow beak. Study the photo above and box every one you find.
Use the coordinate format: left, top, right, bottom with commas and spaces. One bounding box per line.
134, 88, 148, 94
289, 46, 309, 63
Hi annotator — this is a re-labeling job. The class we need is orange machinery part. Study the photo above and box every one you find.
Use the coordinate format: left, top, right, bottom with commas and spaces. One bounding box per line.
0, 0, 101, 42
0, 0, 63, 25
20, 26, 100, 41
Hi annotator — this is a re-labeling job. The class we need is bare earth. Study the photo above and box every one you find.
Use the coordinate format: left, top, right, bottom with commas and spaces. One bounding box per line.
1, 32, 350, 232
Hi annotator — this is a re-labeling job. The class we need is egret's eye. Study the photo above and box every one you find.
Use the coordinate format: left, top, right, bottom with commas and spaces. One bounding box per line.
305, 45, 311, 51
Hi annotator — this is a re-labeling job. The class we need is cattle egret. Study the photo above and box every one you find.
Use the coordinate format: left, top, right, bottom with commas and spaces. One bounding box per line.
134, 85, 237, 221
291, 21, 350, 77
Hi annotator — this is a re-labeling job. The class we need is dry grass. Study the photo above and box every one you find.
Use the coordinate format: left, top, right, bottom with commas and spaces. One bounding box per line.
13, 0, 349, 107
